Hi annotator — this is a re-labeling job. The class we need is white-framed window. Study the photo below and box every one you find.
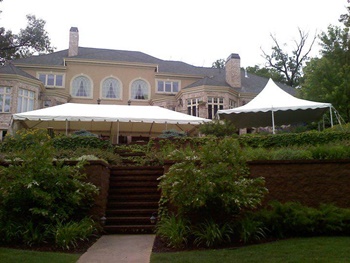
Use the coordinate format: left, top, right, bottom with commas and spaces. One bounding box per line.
17, 88, 34, 113
156, 80, 179, 93
207, 97, 224, 119
187, 98, 199, 117
71, 75, 92, 98
101, 77, 122, 99
38, 73, 64, 88
130, 79, 149, 100
0, 87, 11, 113
229, 99, 237, 109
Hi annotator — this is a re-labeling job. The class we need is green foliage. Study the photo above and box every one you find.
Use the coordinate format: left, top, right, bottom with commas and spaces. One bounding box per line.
0, 15, 54, 65
271, 147, 313, 160
159, 137, 267, 216
158, 129, 187, 139
54, 147, 122, 165
72, 129, 98, 137
246, 65, 286, 83
193, 219, 232, 247
156, 214, 190, 249
53, 217, 97, 250
238, 131, 350, 148
199, 120, 237, 137
52, 135, 112, 150
235, 215, 267, 244
309, 143, 350, 160
0, 129, 98, 247
256, 202, 350, 239
0, 129, 51, 152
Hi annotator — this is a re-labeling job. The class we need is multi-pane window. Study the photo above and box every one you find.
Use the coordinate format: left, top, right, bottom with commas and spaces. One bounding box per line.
229, 99, 237, 109
131, 79, 149, 100
38, 73, 64, 87
207, 97, 224, 119
0, 87, 11, 113
71, 76, 92, 98
17, 88, 34, 113
187, 98, 199, 117
157, 80, 179, 93
102, 78, 121, 99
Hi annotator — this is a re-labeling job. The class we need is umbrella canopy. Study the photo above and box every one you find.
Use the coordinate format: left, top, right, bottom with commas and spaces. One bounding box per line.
217, 79, 332, 132
12, 103, 211, 141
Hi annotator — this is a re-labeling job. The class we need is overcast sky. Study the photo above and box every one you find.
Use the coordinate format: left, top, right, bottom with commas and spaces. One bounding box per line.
0, 0, 347, 68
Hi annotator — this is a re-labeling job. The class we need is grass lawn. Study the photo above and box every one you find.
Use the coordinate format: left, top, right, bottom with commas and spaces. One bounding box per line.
0, 247, 81, 263
151, 237, 350, 263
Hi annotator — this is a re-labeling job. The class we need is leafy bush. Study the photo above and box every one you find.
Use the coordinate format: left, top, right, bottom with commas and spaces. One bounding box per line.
72, 129, 98, 137
52, 135, 112, 150
158, 129, 187, 138
238, 131, 350, 148
235, 215, 267, 244
0, 130, 99, 247
53, 217, 97, 250
156, 214, 190, 249
199, 119, 238, 137
271, 147, 313, 160
309, 144, 350, 160
255, 202, 350, 239
0, 129, 51, 152
193, 219, 232, 247
54, 147, 122, 164
159, 137, 267, 217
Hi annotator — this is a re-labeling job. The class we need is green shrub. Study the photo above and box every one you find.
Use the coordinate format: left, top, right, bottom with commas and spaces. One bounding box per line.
54, 147, 122, 164
158, 129, 187, 138
199, 119, 238, 137
271, 147, 313, 160
235, 215, 267, 244
159, 137, 267, 217
52, 135, 112, 150
255, 202, 350, 239
0, 130, 99, 246
310, 144, 350, 160
0, 129, 51, 152
156, 214, 190, 249
53, 217, 97, 250
193, 219, 232, 247
238, 131, 350, 148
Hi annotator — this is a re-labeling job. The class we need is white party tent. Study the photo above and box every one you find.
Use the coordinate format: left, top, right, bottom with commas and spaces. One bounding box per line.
12, 103, 211, 143
217, 79, 333, 133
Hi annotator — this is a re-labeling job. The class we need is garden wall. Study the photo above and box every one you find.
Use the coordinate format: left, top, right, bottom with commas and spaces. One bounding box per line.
248, 160, 350, 208
79, 161, 110, 221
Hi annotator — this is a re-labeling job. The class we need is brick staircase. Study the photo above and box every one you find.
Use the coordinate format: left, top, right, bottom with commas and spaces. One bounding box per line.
104, 165, 163, 234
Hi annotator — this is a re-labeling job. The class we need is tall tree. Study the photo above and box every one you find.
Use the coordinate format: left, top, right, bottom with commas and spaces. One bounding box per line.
0, 14, 54, 65
211, 59, 225, 69
300, 6, 350, 122
246, 65, 286, 83
261, 28, 316, 87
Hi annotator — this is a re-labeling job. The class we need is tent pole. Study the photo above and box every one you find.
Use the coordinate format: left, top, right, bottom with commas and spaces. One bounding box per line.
65, 120, 68, 135
117, 121, 120, 145
271, 109, 275, 134
329, 106, 334, 127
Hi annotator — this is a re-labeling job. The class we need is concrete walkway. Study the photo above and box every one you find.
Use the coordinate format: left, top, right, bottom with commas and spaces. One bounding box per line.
77, 235, 155, 263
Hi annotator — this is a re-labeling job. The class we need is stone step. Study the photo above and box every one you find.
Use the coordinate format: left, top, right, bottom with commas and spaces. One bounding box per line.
106, 208, 156, 217
107, 201, 159, 209
104, 225, 155, 234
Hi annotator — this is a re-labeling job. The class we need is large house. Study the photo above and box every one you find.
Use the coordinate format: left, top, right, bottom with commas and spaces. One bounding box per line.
0, 27, 294, 140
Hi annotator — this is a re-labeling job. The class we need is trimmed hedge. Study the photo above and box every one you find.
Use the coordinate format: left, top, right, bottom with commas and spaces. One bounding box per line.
52, 136, 112, 150
238, 131, 350, 148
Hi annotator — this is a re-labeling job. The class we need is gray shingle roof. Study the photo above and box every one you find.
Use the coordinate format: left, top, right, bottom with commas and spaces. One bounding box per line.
0, 63, 40, 81
12, 47, 296, 95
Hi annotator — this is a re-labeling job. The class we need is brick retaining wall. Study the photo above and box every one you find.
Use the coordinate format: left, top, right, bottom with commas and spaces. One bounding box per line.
248, 160, 350, 208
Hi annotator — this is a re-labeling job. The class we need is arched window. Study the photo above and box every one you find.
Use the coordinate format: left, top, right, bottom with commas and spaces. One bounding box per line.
130, 79, 149, 100
71, 76, 92, 98
102, 78, 121, 99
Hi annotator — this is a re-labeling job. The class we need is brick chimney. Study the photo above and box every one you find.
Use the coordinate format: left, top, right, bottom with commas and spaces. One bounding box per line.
68, 27, 79, 57
225, 53, 241, 88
